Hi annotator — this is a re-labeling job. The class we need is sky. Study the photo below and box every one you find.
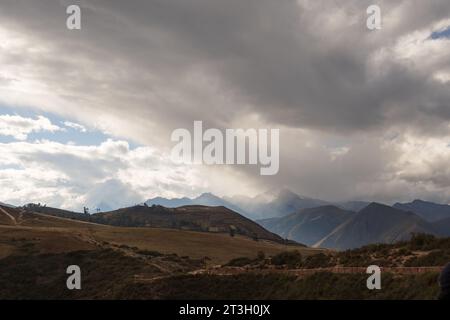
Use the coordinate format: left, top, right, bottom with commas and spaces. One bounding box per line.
0, 0, 450, 210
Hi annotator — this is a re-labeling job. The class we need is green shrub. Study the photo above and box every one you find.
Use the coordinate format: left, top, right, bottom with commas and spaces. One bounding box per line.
271, 251, 302, 268
405, 250, 450, 267
225, 257, 255, 267
302, 253, 331, 268
136, 250, 163, 257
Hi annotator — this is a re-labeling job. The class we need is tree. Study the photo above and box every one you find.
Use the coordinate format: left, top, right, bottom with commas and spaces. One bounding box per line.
83, 207, 90, 215
257, 251, 265, 261
229, 226, 236, 237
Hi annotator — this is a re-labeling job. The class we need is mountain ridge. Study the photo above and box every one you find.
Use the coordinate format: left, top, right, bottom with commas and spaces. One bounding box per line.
315, 202, 440, 250
258, 205, 354, 246
145, 193, 247, 216
394, 199, 450, 222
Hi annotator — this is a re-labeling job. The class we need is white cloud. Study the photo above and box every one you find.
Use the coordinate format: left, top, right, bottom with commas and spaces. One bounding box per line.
0, 114, 61, 140
0, 138, 228, 210
63, 121, 87, 132
0, 0, 449, 204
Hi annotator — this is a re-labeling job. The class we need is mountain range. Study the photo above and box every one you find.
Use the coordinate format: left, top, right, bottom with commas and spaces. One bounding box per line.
146, 189, 370, 220
258, 205, 354, 246
260, 202, 446, 250
393, 199, 450, 222
316, 203, 441, 250
4, 189, 449, 250
224, 189, 329, 219
0, 202, 15, 209
145, 193, 244, 215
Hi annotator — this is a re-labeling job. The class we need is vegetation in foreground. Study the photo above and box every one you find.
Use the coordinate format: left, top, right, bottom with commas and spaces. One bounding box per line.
337, 233, 450, 268
0, 248, 204, 299
226, 234, 450, 269
0, 205, 447, 300
127, 272, 440, 300
0, 248, 441, 300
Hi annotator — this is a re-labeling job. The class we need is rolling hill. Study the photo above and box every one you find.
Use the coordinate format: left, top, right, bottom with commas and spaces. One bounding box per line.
0, 203, 445, 299
0, 205, 95, 228
0, 204, 313, 265
0, 203, 320, 299
24, 203, 284, 243
93, 205, 284, 242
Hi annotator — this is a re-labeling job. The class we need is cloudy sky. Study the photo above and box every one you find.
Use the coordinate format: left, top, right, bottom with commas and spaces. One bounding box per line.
1, 0, 450, 210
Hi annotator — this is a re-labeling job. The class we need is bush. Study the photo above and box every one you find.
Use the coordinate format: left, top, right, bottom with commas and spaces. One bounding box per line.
257, 251, 266, 261
302, 253, 331, 268
405, 250, 450, 267
407, 234, 438, 251
271, 251, 302, 268
136, 250, 163, 257
225, 257, 255, 267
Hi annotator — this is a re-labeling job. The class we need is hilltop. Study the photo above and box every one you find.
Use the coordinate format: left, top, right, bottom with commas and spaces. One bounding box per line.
0, 204, 312, 265
25, 203, 284, 243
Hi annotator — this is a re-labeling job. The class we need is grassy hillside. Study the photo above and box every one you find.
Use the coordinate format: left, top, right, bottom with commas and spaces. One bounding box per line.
0, 205, 314, 266
1, 205, 445, 300
223, 233, 450, 269
25, 204, 285, 243
336, 233, 450, 267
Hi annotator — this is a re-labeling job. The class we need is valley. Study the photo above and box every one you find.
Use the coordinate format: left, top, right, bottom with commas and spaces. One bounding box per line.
0, 201, 448, 299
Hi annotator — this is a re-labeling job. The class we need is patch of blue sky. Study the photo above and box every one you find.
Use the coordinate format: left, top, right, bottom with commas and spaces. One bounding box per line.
0, 163, 22, 170
0, 136, 16, 144
0, 104, 140, 148
431, 26, 450, 40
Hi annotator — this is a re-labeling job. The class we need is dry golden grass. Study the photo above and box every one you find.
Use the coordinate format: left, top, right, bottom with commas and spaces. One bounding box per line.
0, 243, 15, 259
90, 226, 325, 265
16, 212, 103, 229
0, 225, 97, 254
0, 211, 325, 264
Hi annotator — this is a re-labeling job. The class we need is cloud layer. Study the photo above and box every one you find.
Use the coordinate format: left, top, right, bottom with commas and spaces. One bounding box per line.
0, 0, 449, 207
0, 114, 61, 140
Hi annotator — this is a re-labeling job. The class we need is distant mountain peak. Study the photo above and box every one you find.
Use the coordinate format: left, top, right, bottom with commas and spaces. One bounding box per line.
308, 204, 346, 212
197, 192, 221, 200
277, 188, 302, 199
259, 205, 354, 247
359, 202, 410, 217
256, 188, 310, 203
0, 201, 15, 208
144, 192, 247, 217
364, 202, 391, 210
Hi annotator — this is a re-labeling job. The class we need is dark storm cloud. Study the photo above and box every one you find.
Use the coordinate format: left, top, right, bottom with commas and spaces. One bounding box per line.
1, 0, 450, 203
1, 0, 449, 135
